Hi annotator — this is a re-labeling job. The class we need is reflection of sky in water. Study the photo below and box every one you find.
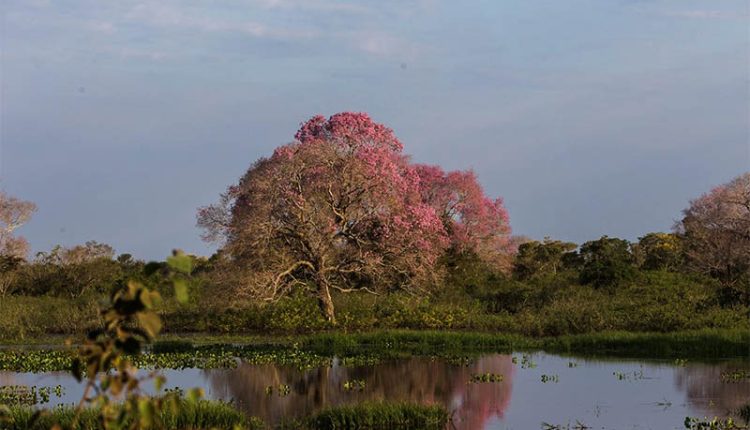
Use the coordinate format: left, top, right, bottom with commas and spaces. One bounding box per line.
2, 353, 748, 430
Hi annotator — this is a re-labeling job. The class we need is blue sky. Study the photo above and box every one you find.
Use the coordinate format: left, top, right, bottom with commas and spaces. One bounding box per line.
1, 0, 748, 260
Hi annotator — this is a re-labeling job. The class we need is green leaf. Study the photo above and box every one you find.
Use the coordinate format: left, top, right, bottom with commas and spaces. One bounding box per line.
167, 251, 193, 274
138, 399, 155, 429
186, 387, 204, 403
173, 279, 189, 304
137, 312, 162, 339
154, 375, 166, 392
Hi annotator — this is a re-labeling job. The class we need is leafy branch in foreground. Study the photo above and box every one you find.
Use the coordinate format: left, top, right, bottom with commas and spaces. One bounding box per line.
1, 250, 216, 430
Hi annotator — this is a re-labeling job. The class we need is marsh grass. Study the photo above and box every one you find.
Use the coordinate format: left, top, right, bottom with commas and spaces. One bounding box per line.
300, 329, 750, 359
6, 402, 448, 430
295, 402, 449, 430
541, 329, 750, 358
4, 400, 261, 430
1, 329, 747, 373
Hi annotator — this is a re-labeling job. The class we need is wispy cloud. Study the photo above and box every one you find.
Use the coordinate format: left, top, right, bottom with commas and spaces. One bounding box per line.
665, 9, 748, 20
354, 32, 424, 59
87, 21, 117, 34
256, 0, 373, 14
125, 2, 318, 40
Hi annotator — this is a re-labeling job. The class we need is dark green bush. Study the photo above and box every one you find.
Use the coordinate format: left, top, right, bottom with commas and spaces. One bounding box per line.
579, 236, 636, 288
151, 339, 194, 353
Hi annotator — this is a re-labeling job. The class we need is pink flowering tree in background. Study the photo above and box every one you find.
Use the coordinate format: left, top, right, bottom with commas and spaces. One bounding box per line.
198, 113, 450, 323
414, 165, 514, 273
676, 172, 750, 303
0, 190, 36, 260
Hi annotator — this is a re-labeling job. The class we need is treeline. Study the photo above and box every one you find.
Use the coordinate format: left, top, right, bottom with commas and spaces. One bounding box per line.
0, 242, 211, 299
1, 230, 748, 339
511, 233, 745, 305
0, 231, 742, 302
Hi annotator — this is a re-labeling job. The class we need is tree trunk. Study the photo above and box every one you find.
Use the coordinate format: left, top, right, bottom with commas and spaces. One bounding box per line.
317, 280, 337, 325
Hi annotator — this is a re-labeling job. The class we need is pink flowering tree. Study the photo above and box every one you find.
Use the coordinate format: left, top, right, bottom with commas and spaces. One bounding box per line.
199, 113, 448, 323
676, 172, 750, 301
414, 165, 514, 272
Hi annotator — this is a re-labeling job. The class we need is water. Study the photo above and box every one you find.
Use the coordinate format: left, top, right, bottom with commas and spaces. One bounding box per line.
2, 353, 748, 429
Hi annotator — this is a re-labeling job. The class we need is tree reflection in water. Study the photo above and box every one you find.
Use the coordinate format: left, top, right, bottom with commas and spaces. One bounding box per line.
205, 355, 514, 429
0, 372, 19, 386
674, 361, 750, 417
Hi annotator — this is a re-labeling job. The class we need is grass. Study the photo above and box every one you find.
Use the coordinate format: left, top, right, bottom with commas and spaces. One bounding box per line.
0, 296, 99, 342
300, 329, 750, 359
292, 402, 449, 430
3, 400, 262, 430
1, 329, 747, 373
540, 329, 750, 358
3, 402, 448, 430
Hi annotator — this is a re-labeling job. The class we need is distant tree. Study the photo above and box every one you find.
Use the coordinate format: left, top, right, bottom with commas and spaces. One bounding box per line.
59, 241, 115, 264
578, 236, 635, 288
0, 190, 36, 259
20, 241, 121, 297
676, 173, 750, 302
198, 113, 449, 323
0, 254, 23, 296
512, 238, 578, 280
634, 232, 683, 271
414, 165, 514, 273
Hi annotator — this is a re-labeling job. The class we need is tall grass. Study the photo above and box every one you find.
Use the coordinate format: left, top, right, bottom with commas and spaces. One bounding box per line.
300, 402, 449, 430
301, 329, 750, 359
5, 402, 448, 430
4, 400, 260, 430
0, 296, 99, 341
541, 329, 750, 358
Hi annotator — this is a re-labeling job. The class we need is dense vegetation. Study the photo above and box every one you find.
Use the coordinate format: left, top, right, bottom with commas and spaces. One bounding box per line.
1, 250, 747, 341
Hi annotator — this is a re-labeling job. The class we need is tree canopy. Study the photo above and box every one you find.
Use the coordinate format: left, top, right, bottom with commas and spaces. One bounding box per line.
0, 190, 36, 259
676, 172, 750, 301
198, 112, 513, 322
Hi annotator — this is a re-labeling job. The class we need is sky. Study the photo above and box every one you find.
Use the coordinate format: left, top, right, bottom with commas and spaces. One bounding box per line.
1, 0, 748, 260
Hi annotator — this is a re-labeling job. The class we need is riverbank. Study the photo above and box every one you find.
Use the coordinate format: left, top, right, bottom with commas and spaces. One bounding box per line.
1, 329, 748, 373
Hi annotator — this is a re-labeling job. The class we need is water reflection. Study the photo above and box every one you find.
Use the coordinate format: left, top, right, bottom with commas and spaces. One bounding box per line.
3, 353, 748, 429
675, 361, 750, 416
206, 355, 514, 429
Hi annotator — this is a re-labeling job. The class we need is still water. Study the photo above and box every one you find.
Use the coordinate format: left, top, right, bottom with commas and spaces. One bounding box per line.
2, 353, 748, 430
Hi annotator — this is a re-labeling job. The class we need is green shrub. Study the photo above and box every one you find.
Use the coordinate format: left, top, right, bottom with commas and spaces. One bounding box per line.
265, 292, 329, 333
303, 402, 449, 430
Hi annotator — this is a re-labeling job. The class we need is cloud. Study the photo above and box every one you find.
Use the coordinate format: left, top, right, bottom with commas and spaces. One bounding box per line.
125, 2, 318, 40
87, 21, 117, 34
353, 32, 427, 59
665, 10, 748, 20
256, 0, 373, 14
